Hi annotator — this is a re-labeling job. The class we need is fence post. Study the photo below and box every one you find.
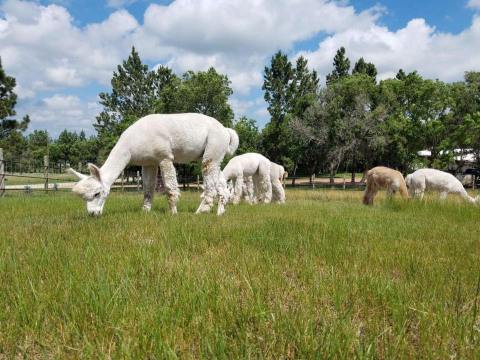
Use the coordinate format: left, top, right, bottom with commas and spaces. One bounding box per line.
312, 174, 315, 189
0, 148, 4, 197
44, 155, 49, 191
137, 170, 140, 191
343, 176, 346, 190
197, 175, 200, 191
121, 171, 125, 192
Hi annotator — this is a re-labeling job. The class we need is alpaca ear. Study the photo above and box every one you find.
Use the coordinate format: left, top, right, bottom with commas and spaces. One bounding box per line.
88, 163, 102, 182
67, 168, 87, 180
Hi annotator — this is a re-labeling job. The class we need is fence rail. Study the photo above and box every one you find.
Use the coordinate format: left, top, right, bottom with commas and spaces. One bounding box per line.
0, 148, 368, 196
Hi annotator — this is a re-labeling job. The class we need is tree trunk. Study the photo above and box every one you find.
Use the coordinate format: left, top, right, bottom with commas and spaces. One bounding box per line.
329, 164, 335, 184
292, 162, 298, 186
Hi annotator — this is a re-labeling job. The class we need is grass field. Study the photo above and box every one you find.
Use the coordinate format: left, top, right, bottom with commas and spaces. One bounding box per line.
1, 189, 480, 358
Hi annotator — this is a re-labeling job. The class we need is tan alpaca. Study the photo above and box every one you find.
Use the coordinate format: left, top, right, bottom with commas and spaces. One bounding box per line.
363, 166, 409, 205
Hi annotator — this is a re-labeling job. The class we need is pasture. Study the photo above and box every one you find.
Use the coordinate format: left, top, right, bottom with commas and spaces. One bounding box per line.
1, 189, 480, 358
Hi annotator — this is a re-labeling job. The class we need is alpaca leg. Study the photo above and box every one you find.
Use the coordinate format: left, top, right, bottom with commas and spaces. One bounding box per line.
272, 178, 285, 204
226, 180, 234, 203
215, 169, 230, 215
142, 165, 157, 212
159, 159, 180, 214
232, 175, 244, 205
386, 186, 396, 198
196, 159, 218, 214
252, 175, 263, 203
245, 176, 255, 204
258, 161, 272, 204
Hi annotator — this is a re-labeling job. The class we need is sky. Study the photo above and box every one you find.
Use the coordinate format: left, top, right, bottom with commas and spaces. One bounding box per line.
1, 0, 480, 136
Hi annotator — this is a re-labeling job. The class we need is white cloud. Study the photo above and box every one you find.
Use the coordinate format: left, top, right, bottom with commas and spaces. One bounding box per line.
300, 16, 480, 83
19, 95, 100, 136
467, 0, 480, 10
1, 0, 480, 134
0, 1, 139, 96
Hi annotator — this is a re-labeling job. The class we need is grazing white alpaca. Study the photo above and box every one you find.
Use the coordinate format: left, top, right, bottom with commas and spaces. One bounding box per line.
223, 153, 272, 204
68, 113, 239, 216
363, 166, 409, 205
239, 162, 287, 204
405, 168, 478, 203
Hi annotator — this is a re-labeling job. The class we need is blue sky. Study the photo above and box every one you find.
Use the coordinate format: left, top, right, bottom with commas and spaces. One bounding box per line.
1, 0, 480, 136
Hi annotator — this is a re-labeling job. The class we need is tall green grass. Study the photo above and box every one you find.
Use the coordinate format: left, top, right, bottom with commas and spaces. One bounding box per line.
1, 190, 480, 358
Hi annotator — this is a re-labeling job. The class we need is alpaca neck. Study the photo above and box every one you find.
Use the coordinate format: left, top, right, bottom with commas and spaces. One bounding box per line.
101, 139, 131, 188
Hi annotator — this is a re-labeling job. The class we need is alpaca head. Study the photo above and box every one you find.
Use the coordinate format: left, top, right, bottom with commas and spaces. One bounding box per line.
68, 164, 109, 216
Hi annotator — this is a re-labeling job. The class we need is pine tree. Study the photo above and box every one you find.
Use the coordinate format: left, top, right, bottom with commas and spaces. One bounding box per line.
0, 57, 29, 140
352, 57, 377, 80
95, 47, 179, 152
326, 47, 350, 85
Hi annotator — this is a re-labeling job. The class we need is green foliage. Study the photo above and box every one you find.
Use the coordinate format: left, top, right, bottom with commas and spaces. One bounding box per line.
0, 57, 30, 160
262, 53, 319, 169
95, 48, 234, 155
175, 68, 234, 127
352, 57, 377, 81
49, 130, 99, 167
233, 116, 260, 154
95, 47, 161, 152
326, 47, 351, 84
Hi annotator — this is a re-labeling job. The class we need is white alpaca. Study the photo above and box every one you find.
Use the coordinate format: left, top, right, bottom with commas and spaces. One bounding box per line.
238, 162, 287, 204
405, 168, 478, 203
223, 153, 272, 204
68, 113, 239, 216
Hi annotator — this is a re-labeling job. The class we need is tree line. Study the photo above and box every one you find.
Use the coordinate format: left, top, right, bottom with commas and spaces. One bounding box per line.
1, 47, 479, 180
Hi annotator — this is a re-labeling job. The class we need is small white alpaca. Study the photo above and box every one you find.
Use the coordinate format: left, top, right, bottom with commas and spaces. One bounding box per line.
238, 161, 287, 204
405, 168, 478, 203
222, 153, 272, 204
68, 113, 239, 216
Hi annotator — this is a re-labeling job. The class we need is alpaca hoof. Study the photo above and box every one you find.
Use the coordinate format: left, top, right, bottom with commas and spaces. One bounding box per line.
170, 207, 178, 215
142, 205, 151, 212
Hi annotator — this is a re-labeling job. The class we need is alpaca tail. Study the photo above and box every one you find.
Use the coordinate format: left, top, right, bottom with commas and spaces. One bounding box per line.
226, 128, 239, 156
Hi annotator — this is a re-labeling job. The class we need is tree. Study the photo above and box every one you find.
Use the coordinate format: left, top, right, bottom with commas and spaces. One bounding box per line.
233, 116, 260, 154
262, 52, 319, 172
262, 51, 294, 126
352, 57, 377, 81
176, 68, 234, 127
96, 48, 235, 157
326, 47, 350, 85
261, 51, 294, 164
27, 130, 50, 163
334, 74, 386, 181
95, 47, 179, 154
291, 87, 347, 182
0, 57, 29, 160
